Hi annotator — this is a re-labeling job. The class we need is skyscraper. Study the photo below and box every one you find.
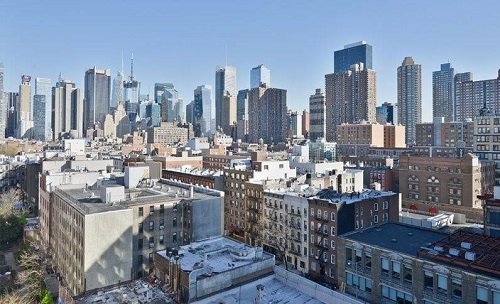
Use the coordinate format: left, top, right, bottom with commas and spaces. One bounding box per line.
220, 93, 236, 135
325, 63, 377, 141
156, 83, 180, 122
309, 88, 326, 141
52, 80, 84, 139
185, 100, 194, 124
84, 67, 111, 132
454, 72, 473, 122
33, 95, 51, 141
111, 71, 125, 110
193, 85, 212, 136
123, 58, 140, 120
0, 63, 5, 139
376, 102, 397, 124
34, 77, 52, 140
302, 109, 309, 138
17, 75, 33, 138
397, 57, 422, 145
250, 64, 271, 88
433, 63, 455, 121
334, 41, 373, 73
215, 66, 236, 129
248, 84, 288, 144
6, 92, 18, 138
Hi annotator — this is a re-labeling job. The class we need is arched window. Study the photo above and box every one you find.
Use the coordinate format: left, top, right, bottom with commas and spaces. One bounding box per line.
427, 176, 439, 184
408, 175, 419, 183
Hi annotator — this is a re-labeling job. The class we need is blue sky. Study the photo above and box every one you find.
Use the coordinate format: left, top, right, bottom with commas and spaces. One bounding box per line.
1, 0, 499, 122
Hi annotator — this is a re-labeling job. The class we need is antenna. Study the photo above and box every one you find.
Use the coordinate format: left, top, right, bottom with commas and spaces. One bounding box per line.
121, 50, 124, 75
130, 53, 134, 81
58, 72, 62, 83
225, 44, 227, 67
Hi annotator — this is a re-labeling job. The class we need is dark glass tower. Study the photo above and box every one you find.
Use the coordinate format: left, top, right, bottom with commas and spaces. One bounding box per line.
334, 41, 372, 73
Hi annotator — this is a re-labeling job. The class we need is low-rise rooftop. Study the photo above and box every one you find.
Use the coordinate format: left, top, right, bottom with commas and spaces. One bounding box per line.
343, 223, 448, 257
314, 188, 398, 205
157, 237, 272, 274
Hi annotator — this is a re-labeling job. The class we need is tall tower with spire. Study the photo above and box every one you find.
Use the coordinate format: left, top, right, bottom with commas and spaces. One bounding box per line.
123, 54, 140, 121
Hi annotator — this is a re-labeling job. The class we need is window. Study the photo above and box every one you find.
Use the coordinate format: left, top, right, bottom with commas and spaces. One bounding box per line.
381, 257, 389, 275
365, 254, 371, 270
476, 287, 488, 304
331, 212, 336, 221
279, 164, 284, 168
437, 274, 447, 294
172, 232, 177, 243
451, 278, 461, 298
374, 215, 378, 223
159, 235, 164, 245
355, 250, 362, 266
138, 222, 143, 233
392, 261, 401, 279
424, 271, 433, 290
137, 254, 143, 265
403, 265, 412, 283
331, 240, 336, 249
331, 226, 336, 236
346, 248, 353, 267
374, 203, 378, 211
138, 238, 143, 250
346, 272, 372, 293
138, 207, 143, 217
331, 254, 336, 264
383, 201, 388, 209
173, 217, 177, 227
149, 220, 154, 231
494, 291, 500, 304
150, 206, 154, 215
160, 204, 164, 214
149, 237, 154, 248
381, 285, 412, 304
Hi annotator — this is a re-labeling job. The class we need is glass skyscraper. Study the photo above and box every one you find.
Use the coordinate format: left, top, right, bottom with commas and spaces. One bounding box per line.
334, 41, 373, 73
0, 63, 5, 139
250, 64, 270, 88
376, 102, 397, 125
33, 94, 51, 140
84, 67, 111, 130
215, 66, 236, 129
193, 85, 212, 136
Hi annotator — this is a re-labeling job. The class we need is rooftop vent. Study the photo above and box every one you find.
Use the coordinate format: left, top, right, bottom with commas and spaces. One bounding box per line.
449, 248, 460, 256
434, 246, 444, 252
391, 239, 398, 243
461, 242, 472, 250
465, 251, 476, 262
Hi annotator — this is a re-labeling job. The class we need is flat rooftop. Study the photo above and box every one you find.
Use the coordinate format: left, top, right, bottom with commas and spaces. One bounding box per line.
76, 279, 171, 304
56, 179, 223, 214
344, 223, 448, 257
314, 188, 398, 205
157, 237, 273, 274
418, 230, 500, 278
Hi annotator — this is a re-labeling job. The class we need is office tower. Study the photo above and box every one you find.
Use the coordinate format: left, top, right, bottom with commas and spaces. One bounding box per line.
6, 92, 18, 138
123, 58, 140, 120
0, 63, 5, 139
397, 57, 422, 145
193, 85, 213, 136
220, 93, 236, 135
215, 66, 236, 129
146, 102, 161, 127
376, 102, 397, 124
302, 109, 309, 138
325, 63, 377, 141
334, 41, 373, 73
309, 88, 326, 140
433, 63, 455, 121
185, 101, 194, 124
248, 84, 287, 144
17, 75, 33, 138
155, 83, 180, 122
454, 72, 474, 122
173, 97, 184, 123
111, 71, 125, 110
250, 64, 271, 88
53, 80, 84, 139
84, 67, 111, 132
33, 95, 51, 140
237, 89, 249, 120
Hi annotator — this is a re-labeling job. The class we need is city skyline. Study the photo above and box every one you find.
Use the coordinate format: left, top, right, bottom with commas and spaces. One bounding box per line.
1, 1, 500, 122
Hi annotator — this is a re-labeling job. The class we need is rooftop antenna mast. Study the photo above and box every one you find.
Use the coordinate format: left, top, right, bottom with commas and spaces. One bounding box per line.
130, 53, 134, 81
121, 50, 124, 75
225, 43, 228, 67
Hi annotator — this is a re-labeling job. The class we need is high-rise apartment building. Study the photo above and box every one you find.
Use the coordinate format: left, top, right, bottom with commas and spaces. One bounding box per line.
185, 100, 194, 124
433, 63, 455, 121
53, 80, 84, 139
250, 64, 271, 88
17, 75, 33, 138
302, 109, 309, 138
325, 63, 377, 141
6, 92, 18, 138
33, 95, 51, 141
309, 89, 326, 141
215, 66, 236, 129
84, 67, 111, 132
248, 84, 288, 144
397, 57, 422, 145
288, 111, 303, 138
193, 85, 212, 136
236, 89, 249, 141
416, 117, 474, 147
0, 63, 5, 139
111, 71, 125, 110
334, 41, 372, 73
454, 72, 474, 122
376, 102, 397, 125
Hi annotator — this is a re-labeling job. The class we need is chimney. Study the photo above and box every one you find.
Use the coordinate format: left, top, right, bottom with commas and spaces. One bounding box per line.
255, 284, 265, 304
